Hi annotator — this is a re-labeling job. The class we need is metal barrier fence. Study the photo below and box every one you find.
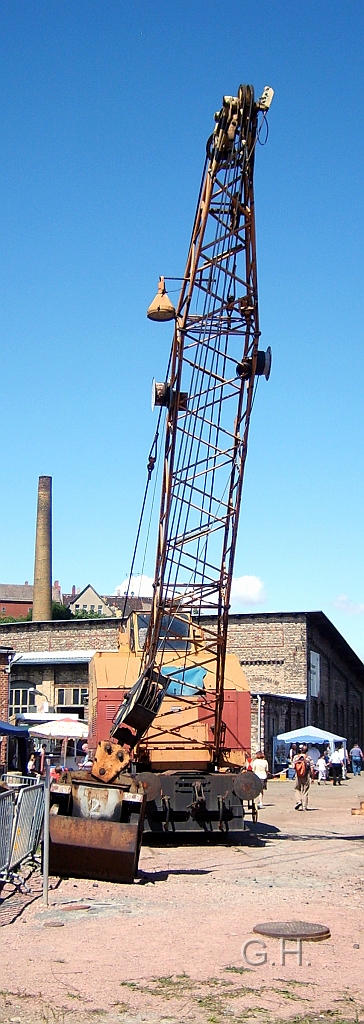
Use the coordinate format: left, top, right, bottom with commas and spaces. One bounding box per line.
9, 784, 44, 871
0, 790, 15, 876
2, 773, 40, 788
0, 783, 44, 889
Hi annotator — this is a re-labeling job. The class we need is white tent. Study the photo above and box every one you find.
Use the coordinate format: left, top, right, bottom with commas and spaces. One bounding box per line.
276, 725, 346, 745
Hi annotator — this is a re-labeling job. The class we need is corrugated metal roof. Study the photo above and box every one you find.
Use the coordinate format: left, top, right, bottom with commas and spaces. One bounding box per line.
11, 650, 96, 666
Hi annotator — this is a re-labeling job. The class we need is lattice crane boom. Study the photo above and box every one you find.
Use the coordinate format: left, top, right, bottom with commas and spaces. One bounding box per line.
108, 82, 273, 767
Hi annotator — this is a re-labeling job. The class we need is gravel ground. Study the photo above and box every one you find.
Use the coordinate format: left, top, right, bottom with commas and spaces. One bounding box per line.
0, 775, 363, 1024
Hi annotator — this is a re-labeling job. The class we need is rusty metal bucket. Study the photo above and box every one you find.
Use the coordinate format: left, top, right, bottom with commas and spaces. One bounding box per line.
49, 815, 143, 884
48, 775, 146, 884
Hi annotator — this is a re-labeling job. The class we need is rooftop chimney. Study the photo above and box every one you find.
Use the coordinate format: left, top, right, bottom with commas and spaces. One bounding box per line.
32, 476, 52, 621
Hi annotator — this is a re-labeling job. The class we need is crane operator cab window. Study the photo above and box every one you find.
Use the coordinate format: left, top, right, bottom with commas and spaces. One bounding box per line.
133, 612, 191, 653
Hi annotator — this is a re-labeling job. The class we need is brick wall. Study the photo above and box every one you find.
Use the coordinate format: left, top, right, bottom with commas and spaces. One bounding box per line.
307, 620, 363, 747
213, 612, 308, 696
0, 649, 13, 767
0, 618, 121, 653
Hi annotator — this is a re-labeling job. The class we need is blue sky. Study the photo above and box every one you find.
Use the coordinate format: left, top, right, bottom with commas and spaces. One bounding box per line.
1, 2, 364, 658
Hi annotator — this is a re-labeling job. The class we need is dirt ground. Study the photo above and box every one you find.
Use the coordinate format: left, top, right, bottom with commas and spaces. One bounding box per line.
1, 775, 364, 1024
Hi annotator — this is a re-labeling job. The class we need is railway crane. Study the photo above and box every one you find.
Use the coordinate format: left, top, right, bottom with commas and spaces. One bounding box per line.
48, 82, 274, 878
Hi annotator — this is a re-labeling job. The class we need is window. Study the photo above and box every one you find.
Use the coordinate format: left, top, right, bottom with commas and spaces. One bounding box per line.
310, 651, 320, 696
339, 705, 345, 734
333, 703, 338, 733
56, 686, 89, 707
75, 604, 80, 611
136, 613, 191, 652
83, 604, 87, 610
1, 606, 6, 613
296, 712, 302, 729
90, 605, 95, 612
319, 702, 325, 729
98, 606, 102, 615
9, 686, 36, 717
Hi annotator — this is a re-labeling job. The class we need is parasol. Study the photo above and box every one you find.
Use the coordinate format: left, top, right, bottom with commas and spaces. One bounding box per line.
29, 717, 88, 740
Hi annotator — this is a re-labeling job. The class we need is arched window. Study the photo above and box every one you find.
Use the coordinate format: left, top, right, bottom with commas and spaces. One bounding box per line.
312, 701, 318, 726
355, 708, 360, 739
333, 703, 338, 733
319, 702, 325, 729
339, 705, 345, 735
351, 707, 355, 738
296, 711, 301, 729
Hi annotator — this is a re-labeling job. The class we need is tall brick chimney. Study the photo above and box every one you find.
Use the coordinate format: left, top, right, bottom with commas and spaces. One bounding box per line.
32, 475, 52, 621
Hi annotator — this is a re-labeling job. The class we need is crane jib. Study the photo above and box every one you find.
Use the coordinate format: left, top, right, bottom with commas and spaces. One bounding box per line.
93, 83, 274, 780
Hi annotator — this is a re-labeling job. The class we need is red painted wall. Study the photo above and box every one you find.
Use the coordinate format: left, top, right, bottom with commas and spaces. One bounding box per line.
94, 688, 251, 755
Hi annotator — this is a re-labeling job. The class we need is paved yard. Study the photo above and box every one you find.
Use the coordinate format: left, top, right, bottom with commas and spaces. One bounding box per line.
0, 775, 363, 1024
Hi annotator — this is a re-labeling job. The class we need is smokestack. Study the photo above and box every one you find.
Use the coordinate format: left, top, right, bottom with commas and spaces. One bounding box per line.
32, 476, 52, 621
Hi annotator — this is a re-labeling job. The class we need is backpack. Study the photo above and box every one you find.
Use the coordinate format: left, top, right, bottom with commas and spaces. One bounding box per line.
295, 755, 309, 778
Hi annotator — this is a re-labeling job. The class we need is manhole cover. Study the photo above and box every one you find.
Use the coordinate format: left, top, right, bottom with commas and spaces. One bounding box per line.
55, 903, 90, 912
43, 920, 65, 928
253, 920, 330, 941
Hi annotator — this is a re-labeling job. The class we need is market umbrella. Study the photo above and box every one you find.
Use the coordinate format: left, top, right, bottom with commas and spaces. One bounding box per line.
29, 718, 88, 740
29, 717, 88, 764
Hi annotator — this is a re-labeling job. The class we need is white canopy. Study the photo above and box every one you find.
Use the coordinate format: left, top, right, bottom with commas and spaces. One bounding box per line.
29, 717, 88, 740
276, 725, 346, 744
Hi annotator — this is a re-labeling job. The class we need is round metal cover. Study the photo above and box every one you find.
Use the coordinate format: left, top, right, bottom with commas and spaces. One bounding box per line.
253, 921, 330, 941
233, 771, 262, 801
137, 772, 162, 802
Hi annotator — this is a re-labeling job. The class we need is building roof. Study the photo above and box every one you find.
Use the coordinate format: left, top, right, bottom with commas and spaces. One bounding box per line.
66, 584, 106, 608
11, 650, 96, 666
251, 691, 306, 701
0, 584, 33, 602
0, 583, 60, 602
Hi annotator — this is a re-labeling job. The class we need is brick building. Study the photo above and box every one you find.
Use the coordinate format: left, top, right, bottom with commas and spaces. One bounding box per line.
0, 646, 15, 767
0, 582, 62, 619
214, 611, 364, 762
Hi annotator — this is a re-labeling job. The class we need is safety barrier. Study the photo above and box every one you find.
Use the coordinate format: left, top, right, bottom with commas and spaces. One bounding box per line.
0, 784, 44, 889
9, 784, 44, 871
0, 790, 15, 876
2, 773, 40, 788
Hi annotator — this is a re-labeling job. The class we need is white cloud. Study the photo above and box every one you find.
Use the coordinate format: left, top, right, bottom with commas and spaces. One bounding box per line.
115, 573, 266, 608
334, 594, 364, 615
230, 575, 266, 607
115, 574, 154, 598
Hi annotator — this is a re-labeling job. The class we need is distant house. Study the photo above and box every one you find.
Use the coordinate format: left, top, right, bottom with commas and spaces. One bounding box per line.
66, 584, 112, 618
0, 583, 61, 619
63, 585, 152, 619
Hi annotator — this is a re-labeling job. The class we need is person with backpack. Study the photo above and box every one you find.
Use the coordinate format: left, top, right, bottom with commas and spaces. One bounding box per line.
293, 744, 315, 810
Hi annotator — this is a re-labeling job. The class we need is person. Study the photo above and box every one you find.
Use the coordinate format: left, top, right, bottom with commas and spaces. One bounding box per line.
307, 744, 320, 766
289, 743, 297, 762
292, 744, 315, 810
336, 743, 348, 780
27, 753, 37, 776
39, 743, 47, 775
252, 751, 269, 808
77, 743, 93, 769
349, 742, 363, 777
316, 754, 327, 785
329, 745, 343, 785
